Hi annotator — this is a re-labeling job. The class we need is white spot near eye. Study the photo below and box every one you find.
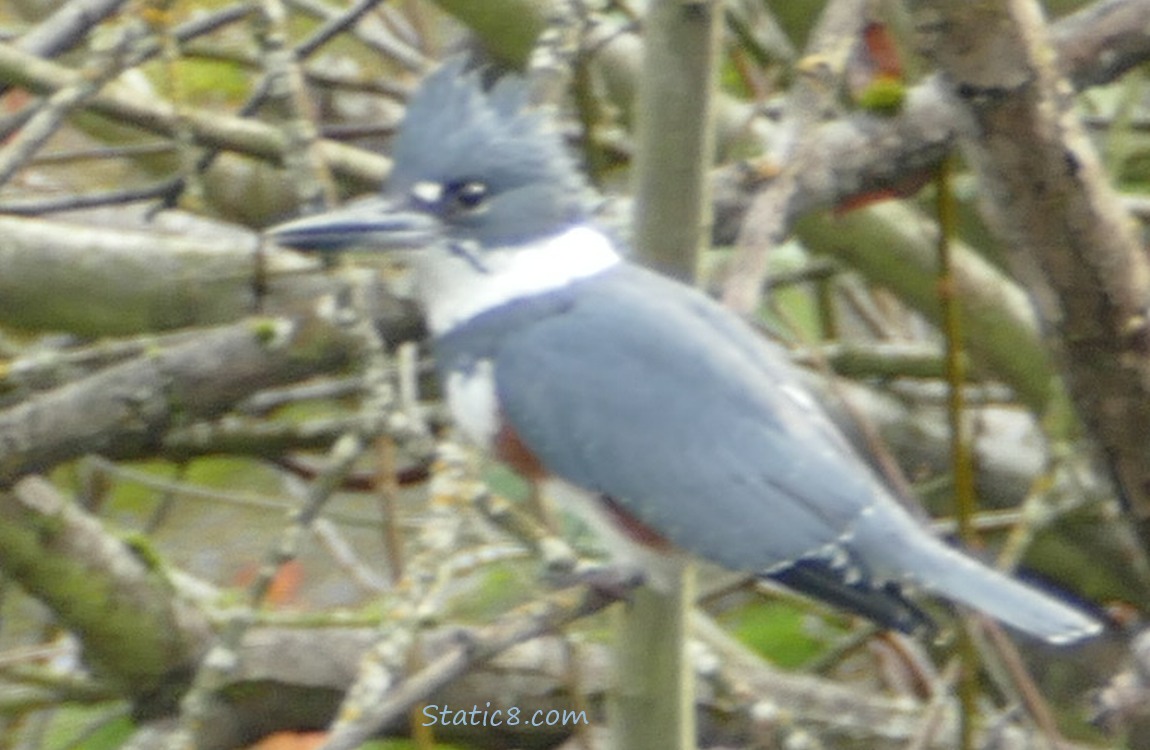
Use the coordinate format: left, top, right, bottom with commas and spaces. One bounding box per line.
411, 180, 444, 205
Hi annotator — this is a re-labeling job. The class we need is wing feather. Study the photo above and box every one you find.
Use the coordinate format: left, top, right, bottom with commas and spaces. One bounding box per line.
493, 266, 881, 572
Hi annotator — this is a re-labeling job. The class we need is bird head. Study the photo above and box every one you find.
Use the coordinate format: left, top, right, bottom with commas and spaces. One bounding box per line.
268, 58, 595, 255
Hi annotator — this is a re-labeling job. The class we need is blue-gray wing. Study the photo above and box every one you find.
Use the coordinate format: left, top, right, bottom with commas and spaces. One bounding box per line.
493, 266, 882, 572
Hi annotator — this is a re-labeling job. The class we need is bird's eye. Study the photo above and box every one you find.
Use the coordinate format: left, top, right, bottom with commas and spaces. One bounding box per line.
443, 180, 489, 214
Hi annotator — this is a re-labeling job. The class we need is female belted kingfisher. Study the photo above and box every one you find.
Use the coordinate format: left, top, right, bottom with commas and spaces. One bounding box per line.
269, 59, 1101, 643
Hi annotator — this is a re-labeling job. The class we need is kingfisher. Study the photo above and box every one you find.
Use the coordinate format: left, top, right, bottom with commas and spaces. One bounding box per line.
269, 59, 1101, 644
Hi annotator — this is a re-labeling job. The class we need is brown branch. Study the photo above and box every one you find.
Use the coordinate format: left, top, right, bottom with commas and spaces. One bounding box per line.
1052, 0, 1150, 89
0, 40, 388, 190
0, 469, 1103, 750
794, 203, 1053, 412
1092, 628, 1150, 739
106, 607, 1114, 750
9, 0, 130, 65
720, 0, 867, 314
0, 312, 358, 488
316, 585, 626, 750
0, 476, 213, 698
714, 0, 1150, 293
0, 213, 421, 338
907, 0, 1150, 523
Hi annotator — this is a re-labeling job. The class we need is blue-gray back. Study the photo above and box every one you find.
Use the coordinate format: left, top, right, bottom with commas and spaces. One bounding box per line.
436, 264, 884, 572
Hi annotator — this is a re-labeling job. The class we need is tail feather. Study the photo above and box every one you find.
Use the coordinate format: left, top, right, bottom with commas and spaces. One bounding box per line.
913, 540, 1102, 644
840, 500, 1105, 644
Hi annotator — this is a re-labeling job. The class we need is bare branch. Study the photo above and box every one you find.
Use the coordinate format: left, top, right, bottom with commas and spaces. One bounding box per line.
0, 40, 388, 188
713, 0, 1150, 304
907, 0, 1150, 522
0, 476, 213, 696
0, 214, 419, 337
0, 312, 358, 487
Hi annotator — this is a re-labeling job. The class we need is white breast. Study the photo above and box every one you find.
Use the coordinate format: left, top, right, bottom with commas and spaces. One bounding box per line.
444, 359, 500, 448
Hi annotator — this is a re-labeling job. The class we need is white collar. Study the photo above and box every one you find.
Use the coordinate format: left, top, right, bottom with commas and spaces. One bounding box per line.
416, 225, 622, 335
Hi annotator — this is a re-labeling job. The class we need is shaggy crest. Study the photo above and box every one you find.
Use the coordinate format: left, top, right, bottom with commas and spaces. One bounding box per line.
388, 59, 588, 205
